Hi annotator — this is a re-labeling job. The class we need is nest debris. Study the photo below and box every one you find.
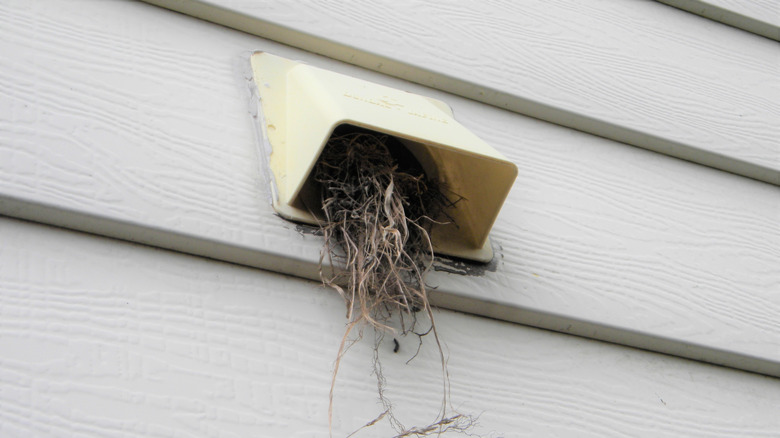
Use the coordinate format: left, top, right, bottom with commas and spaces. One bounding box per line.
314, 127, 476, 436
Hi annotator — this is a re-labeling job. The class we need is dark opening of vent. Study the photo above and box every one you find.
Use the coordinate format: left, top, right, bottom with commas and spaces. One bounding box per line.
297, 124, 437, 219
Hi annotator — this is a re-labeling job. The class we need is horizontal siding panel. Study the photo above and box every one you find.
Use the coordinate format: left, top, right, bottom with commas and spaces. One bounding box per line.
657, 0, 780, 40
2, 216, 780, 437
143, 0, 780, 186
1, 0, 779, 377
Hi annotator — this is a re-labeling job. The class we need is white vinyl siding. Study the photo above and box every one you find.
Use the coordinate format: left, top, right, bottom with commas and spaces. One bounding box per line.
2, 216, 779, 437
657, 0, 779, 40
1, 0, 778, 376
144, 0, 780, 186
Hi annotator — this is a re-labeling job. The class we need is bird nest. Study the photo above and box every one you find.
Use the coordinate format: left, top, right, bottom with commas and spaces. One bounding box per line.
314, 126, 476, 436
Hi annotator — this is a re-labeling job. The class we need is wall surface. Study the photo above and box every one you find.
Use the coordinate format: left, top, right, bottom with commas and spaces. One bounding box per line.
1, 0, 778, 375
657, 0, 780, 40
146, 0, 780, 185
0, 0, 779, 436
3, 216, 780, 437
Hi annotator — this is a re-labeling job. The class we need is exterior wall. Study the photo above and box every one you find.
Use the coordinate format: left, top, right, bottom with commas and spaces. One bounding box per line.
657, 0, 780, 40
2, 0, 778, 374
147, 0, 780, 185
0, 0, 778, 436
3, 216, 780, 437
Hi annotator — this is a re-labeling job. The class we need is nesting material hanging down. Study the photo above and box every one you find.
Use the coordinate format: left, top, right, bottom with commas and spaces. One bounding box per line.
316, 127, 475, 436
315, 127, 453, 333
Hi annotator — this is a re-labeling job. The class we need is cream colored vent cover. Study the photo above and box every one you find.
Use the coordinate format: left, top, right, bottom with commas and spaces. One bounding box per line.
251, 52, 517, 262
